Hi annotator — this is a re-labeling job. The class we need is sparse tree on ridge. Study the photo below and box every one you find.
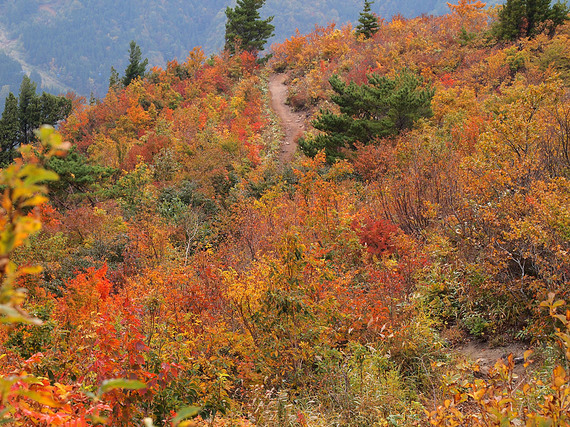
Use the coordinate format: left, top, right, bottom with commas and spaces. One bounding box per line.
355, 0, 380, 39
109, 66, 122, 90
123, 41, 148, 87
225, 0, 275, 55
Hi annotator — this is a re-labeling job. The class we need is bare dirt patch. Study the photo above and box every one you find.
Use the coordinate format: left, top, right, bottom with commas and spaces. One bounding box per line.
456, 341, 531, 378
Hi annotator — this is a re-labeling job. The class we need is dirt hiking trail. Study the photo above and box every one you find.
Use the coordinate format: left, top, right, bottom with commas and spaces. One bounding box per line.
268, 73, 306, 163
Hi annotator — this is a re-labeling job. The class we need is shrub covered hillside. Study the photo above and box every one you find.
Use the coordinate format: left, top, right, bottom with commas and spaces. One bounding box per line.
1, 1, 570, 425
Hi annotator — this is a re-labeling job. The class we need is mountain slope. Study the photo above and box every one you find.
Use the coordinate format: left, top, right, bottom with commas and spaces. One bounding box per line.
0, 0, 500, 100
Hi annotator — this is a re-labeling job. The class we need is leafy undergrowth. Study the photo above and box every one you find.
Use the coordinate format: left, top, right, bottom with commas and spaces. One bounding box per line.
1, 1, 570, 425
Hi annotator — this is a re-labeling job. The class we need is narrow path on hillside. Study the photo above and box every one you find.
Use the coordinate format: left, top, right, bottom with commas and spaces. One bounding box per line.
269, 73, 306, 163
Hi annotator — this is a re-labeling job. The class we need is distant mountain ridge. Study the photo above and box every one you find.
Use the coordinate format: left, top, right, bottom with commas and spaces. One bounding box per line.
0, 0, 500, 101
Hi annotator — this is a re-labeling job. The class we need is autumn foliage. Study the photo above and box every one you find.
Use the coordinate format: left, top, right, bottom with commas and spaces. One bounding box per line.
2, 2, 570, 425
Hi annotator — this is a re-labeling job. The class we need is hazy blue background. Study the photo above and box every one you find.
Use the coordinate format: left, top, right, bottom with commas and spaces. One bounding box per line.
0, 0, 500, 104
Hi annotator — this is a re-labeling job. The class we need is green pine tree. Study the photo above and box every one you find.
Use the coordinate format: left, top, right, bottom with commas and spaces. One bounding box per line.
18, 75, 40, 146
299, 69, 434, 163
355, 0, 380, 39
0, 93, 20, 166
109, 66, 122, 90
38, 92, 72, 126
46, 147, 116, 207
123, 41, 148, 87
0, 76, 71, 166
545, 1, 570, 36
225, 0, 275, 55
494, 0, 569, 41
